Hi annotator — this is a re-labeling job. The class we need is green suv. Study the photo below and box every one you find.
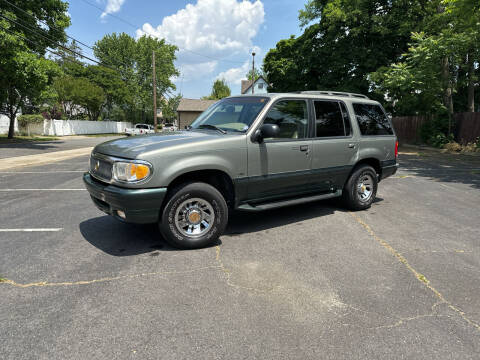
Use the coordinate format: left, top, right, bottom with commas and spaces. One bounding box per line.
83, 91, 398, 249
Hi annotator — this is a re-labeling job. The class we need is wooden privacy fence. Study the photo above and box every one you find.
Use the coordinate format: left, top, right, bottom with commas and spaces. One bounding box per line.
391, 115, 431, 144
454, 113, 480, 144
392, 113, 480, 144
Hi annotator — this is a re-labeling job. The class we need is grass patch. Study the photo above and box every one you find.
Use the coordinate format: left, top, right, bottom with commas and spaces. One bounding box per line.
0, 134, 60, 143
0, 277, 7, 283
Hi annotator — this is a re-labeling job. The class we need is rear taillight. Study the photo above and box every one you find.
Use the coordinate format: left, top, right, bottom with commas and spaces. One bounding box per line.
395, 140, 399, 158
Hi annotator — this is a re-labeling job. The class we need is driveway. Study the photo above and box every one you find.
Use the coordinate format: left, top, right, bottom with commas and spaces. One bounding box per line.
1, 148, 479, 359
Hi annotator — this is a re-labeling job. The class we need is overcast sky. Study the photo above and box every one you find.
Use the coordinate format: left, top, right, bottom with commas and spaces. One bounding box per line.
68, 0, 305, 98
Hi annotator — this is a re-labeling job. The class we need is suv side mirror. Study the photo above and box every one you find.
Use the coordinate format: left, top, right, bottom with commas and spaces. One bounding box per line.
253, 123, 280, 143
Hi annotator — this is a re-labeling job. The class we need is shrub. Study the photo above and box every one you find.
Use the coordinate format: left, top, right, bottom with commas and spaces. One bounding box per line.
429, 133, 454, 148
419, 115, 451, 147
17, 114, 44, 128
40, 104, 63, 120
443, 141, 462, 152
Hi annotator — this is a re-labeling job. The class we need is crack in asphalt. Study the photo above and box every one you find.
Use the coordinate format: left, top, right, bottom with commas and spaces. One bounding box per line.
349, 212, 480, 332
0, 265, 222, 288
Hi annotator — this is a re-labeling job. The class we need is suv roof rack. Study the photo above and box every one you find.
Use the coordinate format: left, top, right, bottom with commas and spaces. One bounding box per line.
296, 91, 369, 99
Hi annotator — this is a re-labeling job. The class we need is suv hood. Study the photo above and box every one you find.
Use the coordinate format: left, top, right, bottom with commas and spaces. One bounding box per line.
93, 130, 230, 159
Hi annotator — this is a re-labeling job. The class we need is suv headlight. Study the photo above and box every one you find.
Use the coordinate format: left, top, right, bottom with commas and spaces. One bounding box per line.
112, 160, 153, 183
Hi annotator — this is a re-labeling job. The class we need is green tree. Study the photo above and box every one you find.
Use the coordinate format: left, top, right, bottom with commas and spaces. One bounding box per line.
204, 79, 231, 100
161, 94, 182, 122
246, 68, 264, 82
264, 0, 439, 95
71, 78, 105, 121
371, 0, 479, 131
93, 33, 178, 123
84, 65, 130, 120
0, 0, 70, 138
53, 75, 76, 116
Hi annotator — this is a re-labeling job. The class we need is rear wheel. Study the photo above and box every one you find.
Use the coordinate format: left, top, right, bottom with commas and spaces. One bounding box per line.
342, 165, 378, 210
159, 182, 228, 249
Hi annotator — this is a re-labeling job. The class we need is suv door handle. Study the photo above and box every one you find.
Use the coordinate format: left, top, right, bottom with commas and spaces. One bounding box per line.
300, 145, 309, 152
348, 143, 355, 149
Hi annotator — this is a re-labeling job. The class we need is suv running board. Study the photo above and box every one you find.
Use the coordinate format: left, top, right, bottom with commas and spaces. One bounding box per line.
237, 190, 342, 212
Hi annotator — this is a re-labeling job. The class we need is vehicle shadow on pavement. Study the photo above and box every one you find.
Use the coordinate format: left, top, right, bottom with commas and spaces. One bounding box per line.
79, 216, 221, 256
226, 199, 345, 236
399, 153, 480, 190
79, 199, 372, 254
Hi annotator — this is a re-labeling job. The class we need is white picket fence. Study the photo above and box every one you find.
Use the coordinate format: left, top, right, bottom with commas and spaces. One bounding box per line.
0, 115, 18, 134
0, 116, 131, 136
43, 120, 132, 136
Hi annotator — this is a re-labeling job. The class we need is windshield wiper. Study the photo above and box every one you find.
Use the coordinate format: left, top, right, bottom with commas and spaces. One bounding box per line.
196, 124, 227, 134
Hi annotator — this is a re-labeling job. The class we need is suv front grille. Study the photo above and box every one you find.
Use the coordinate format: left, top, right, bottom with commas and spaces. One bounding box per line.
90, 154, 113, 182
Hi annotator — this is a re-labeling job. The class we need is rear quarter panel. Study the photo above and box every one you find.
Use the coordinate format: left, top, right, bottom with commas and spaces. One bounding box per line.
345, 100, 397, 163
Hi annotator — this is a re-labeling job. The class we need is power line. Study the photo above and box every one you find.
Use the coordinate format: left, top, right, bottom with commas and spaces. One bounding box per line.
1, 1, 177, 70
0, 13, 105, 67
78, 0, 246, 65
0, 23, 179, 97
0, 0, 95, 53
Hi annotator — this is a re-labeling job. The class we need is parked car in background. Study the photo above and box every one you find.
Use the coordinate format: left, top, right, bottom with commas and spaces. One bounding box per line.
85, 92, 398, 249
162, 123, 178, 132
125, 124, 154, 136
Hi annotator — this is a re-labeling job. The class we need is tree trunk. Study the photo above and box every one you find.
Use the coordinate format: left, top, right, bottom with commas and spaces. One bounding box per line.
442, 56, 454, 135
467, 52, 475, 112
7, 110, 15, 139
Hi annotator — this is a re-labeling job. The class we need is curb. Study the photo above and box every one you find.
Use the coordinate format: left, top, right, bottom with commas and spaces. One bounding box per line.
400, 143, 480, 157
0, 147, 93, 171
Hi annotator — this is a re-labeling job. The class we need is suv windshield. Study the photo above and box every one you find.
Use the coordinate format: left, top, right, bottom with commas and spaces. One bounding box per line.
190, 97, 270, 133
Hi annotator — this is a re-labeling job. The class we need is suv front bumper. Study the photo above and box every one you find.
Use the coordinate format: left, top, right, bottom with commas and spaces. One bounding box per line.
83, 173, 167, 224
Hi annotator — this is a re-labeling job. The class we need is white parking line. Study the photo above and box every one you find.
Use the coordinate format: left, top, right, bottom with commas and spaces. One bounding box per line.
0, 171, 86, 174
0, 228, 63, 232
0, 189, 86, 191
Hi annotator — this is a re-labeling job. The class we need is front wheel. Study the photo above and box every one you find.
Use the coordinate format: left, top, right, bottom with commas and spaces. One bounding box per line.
159, 182, 228, 249
342, 165, 378, 210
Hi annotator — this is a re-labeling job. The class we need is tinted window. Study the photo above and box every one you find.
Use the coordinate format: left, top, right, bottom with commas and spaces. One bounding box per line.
353, 103, 393, 135
314, 101, 345, 137
264, 100, 308, 139
340, 102, 352, 136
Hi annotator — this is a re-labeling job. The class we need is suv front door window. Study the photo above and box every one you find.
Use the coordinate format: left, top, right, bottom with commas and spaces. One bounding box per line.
263, 100, 308, 139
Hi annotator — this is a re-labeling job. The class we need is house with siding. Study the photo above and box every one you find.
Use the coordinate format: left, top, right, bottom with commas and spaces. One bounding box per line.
176, 98, 217, 129
241, 76, 268, 95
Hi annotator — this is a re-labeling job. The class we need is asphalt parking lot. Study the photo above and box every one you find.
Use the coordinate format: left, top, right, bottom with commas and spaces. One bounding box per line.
1, 146, 479, 359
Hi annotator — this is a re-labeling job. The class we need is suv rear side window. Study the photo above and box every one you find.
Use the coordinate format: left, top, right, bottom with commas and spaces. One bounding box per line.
264, 100, 308, 139
353, 103, 393, 135
314, 101, 347, 137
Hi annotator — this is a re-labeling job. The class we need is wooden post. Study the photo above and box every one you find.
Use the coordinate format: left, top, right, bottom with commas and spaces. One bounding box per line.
251, 52, 256, 94
153, 51, 158, 133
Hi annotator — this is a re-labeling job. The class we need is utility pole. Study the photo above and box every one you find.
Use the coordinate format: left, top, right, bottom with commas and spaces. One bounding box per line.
152, 50, 158, 133
251, 52, 256, 94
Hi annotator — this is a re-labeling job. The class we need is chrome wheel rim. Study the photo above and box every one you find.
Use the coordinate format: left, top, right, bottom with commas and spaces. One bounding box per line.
174, 198, 215, 239
357, 174, 374, 202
